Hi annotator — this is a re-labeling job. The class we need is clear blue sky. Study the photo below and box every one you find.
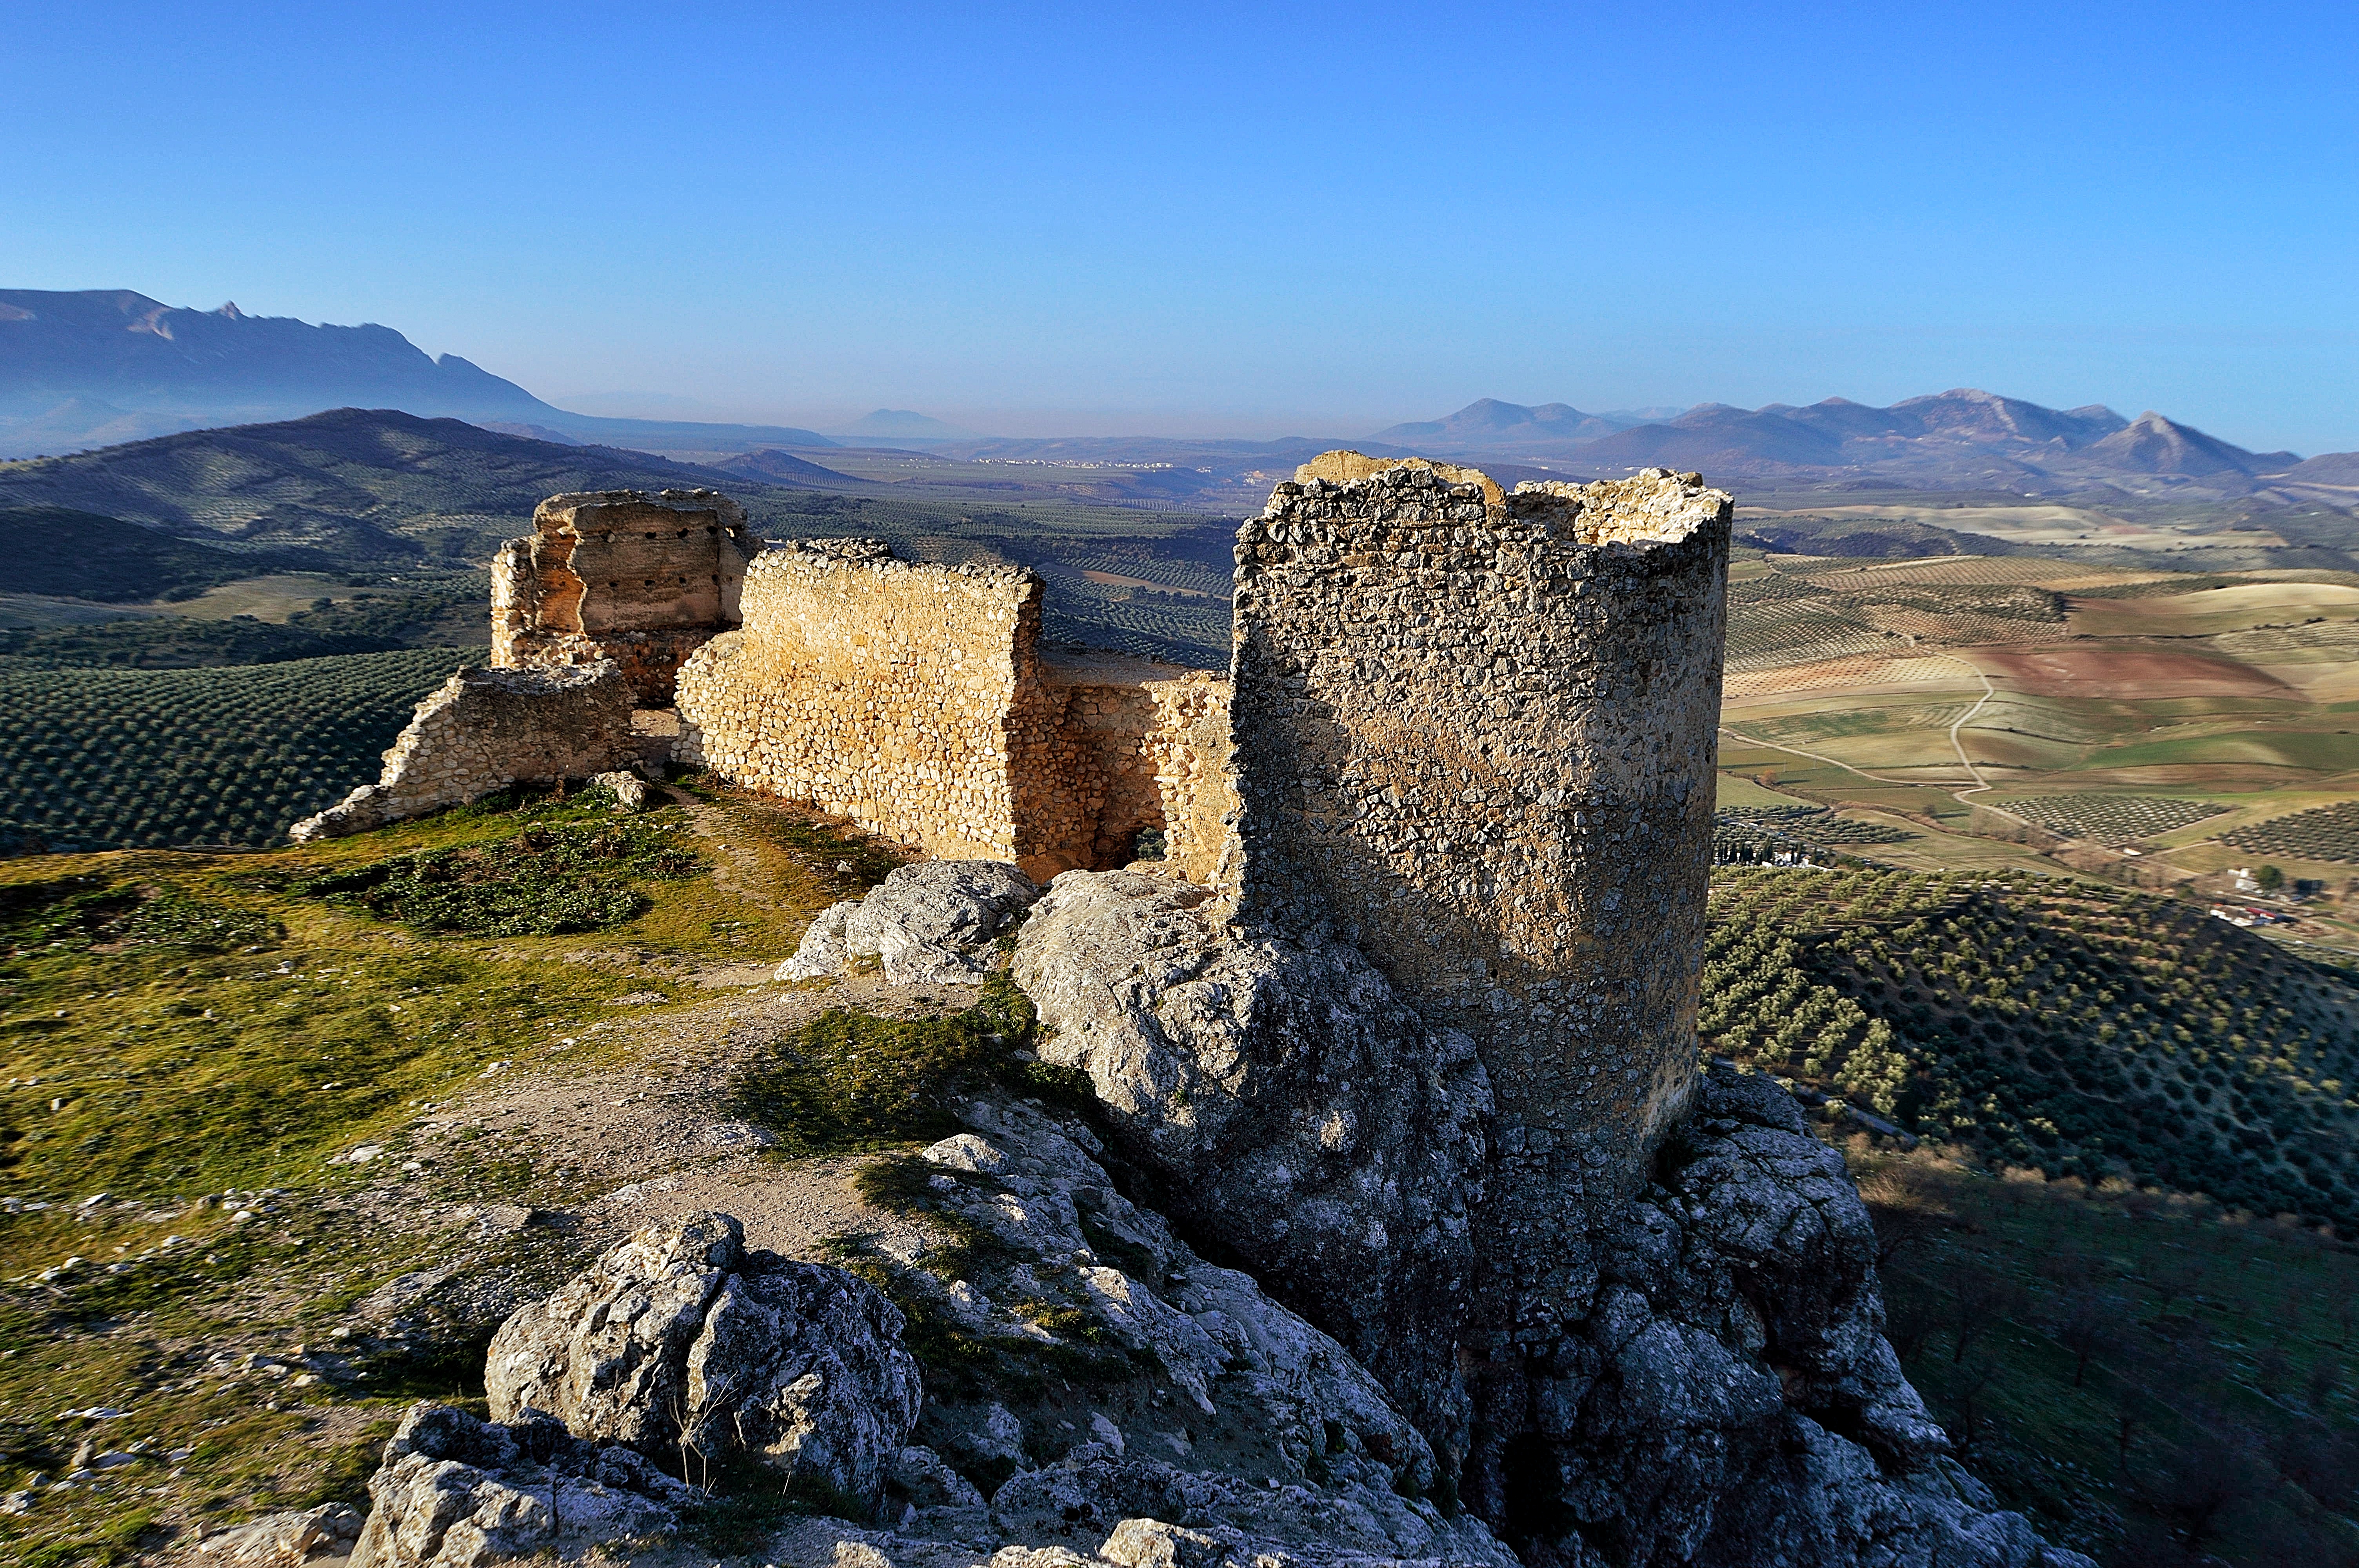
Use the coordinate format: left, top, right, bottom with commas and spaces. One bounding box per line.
5, 1, 2354, 451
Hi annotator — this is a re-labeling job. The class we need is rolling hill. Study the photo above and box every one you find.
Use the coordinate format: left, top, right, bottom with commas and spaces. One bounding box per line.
0, 408, 838, 563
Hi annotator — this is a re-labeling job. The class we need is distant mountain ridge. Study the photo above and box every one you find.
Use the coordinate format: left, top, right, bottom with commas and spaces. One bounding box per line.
1365, 389, 2331, 498
0, 289, 836, 458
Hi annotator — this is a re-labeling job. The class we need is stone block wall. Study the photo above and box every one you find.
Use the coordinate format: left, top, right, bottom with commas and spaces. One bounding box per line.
491, 490, 757, 703
1140, 670, 1236, 886
674, 540, 1044, 865
289, 662, 636, 840
1225, 454, 1731, 1296
672, 540, 1232, 882
1032, 652, 1232, 877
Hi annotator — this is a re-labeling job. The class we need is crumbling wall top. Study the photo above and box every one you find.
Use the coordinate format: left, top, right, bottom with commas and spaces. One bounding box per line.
744, 536, 1035, 592
533, 488, 751, 533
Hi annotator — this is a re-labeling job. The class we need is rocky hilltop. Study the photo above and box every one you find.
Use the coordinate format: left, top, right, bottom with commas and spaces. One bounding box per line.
41, 457, 2089, 1568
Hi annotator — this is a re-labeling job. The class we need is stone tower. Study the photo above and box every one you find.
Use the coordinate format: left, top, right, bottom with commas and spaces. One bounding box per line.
1225, 452, 1730, 1316
491, 489, 756, 703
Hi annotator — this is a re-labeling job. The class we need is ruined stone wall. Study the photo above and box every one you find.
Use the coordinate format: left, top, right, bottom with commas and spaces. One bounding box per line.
289, 662, 636, 841
1033, 653, 1232, 877
491, 490, 756, 703
673, 540, 1042, 865
1141, 671, 1235, 885
1226, 454, 1730, 1286
672, 539, 1232, 882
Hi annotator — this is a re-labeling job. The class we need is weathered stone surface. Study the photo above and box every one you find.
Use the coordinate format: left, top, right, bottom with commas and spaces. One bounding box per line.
1007, 875, 2087, 1565
1450, 1061, 2040, 1568
585, 769, 649, 812
491, 488, 756, 704
780, 860, 1041, 985
196, 1503, 363, 1564
674, 538, 1228, 882
897, 1096, 1465, 1547
1010, 867, 1490, 1445
290, 661, 634, 840
347, 1403, 688, 1568
485, 1211, 921, 1506
1227, 460, 1732, 1248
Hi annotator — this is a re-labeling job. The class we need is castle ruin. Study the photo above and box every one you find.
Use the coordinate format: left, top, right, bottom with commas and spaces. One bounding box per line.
491, 489, 757, 703
279, 462, 2103, 1568
1230, 454, 1729, 1221
670, 537, 1234, 883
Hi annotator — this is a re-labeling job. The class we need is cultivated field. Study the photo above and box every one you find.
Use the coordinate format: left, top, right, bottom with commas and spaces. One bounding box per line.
0, 648, 473, 853
1717, 546, 2359, 946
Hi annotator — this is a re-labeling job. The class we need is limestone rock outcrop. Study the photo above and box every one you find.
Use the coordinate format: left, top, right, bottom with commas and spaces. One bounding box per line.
780, 860, 1042, 985
1008, 871, 2090, 1566
484, 1212, 922, 1507
1458, 1062, 2089, 1567
289, 662, 634, 841
1009, 867, 1490, 1444
348, 1403, 690, 1568
881, 1093, 1514, 1567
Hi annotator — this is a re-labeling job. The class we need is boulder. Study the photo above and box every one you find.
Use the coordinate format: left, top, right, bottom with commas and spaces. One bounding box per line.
485, 1211, 922, 1508
196, 1503, 363, 1564
584, 770, 649, 812
347, 1403, 687, 1568
780, 860, 1041, 984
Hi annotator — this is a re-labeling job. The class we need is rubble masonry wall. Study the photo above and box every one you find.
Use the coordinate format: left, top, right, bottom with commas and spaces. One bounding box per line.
491, 490, 756, 704
1226, 455, 1731, 1294
674, 540, 1037, 864
289, 662, 636, 841
672, 540, 1232, 882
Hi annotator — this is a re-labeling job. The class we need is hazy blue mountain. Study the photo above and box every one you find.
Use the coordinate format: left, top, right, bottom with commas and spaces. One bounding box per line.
0, 289, 838, 458
0, 290, 545, 422
711, 448, 867, 486
0, 407, 791, 565
1576, 405, 1844, 469
1367, 386, 2299, 495
1884, 388, 2126, 447
2284, 452, 2359, 486
533, 413, 838, 452
832, 408, 978, 441
1369, 398, 1633, 446
2079, 410, 2284, 478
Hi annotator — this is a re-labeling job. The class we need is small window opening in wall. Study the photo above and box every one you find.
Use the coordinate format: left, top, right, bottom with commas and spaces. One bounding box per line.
1132, 826, 1167, 861
645, 531, 659, 539
678, 529, 691, 538
607, 581, 620, 589
644, 579, 657, 587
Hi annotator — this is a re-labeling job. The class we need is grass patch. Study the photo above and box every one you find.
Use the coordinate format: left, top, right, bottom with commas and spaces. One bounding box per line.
727, 973, 1085, 1157
765, 816, 907, 893
288, 818, 704, 936
1, 875, 278, 956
